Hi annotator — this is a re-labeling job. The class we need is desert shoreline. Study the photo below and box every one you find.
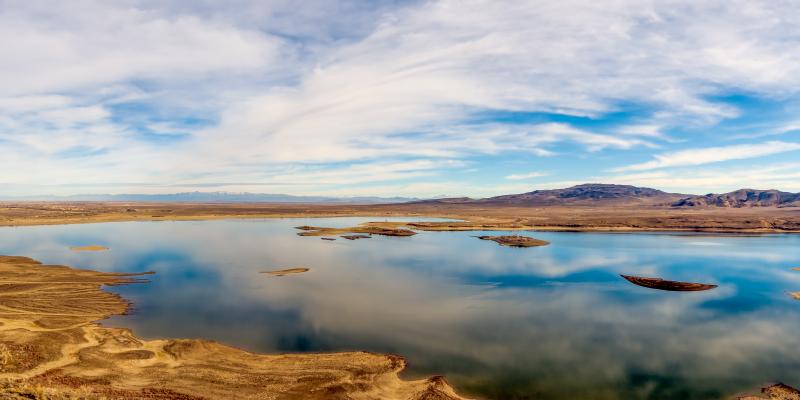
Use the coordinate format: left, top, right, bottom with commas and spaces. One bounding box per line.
1, 202, 799, 234
0, 255, 470, 400
1, 209, 798, 399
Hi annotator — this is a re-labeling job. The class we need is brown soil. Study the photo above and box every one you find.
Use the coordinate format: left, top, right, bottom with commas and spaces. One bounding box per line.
0, 255, 469, 400
1, 202, 799, 233
261, 268, 310, 276
474, 235, 549, 247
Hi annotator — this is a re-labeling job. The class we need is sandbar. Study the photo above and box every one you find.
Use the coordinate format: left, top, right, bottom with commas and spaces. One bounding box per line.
69, 245, 109, 252
262, 267, 310, 276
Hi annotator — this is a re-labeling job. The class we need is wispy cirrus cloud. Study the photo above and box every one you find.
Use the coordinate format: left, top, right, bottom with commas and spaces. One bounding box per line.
4, 1, 800, 196
607, 162, 800, 193
506, 172, 548, 181
614, 141, 800, 172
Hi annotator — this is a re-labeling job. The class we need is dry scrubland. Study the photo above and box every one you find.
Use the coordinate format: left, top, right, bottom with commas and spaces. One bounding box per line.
0, 202, 799, 233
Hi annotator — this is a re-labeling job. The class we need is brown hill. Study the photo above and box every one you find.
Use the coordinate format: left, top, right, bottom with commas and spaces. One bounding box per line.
420, 184, 686, 206
672, 189, 800, 208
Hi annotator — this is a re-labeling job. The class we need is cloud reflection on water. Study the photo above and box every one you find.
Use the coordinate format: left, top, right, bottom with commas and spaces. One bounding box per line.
0, 219, 799, 399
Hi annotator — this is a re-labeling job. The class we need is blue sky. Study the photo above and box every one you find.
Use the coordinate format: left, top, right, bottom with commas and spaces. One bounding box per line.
2, 0, 800, 197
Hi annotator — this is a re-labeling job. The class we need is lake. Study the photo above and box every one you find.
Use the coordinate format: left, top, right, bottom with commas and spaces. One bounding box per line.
1, 218, 799, 399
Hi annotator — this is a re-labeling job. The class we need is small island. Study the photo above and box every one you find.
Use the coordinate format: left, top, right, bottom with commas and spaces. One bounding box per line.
342, 234, 371, 240
621, 275, 718, 292
296, 225, 417, 237
69, 245, 110, 252
261, 268, 310, 276
474, 235, 550, 247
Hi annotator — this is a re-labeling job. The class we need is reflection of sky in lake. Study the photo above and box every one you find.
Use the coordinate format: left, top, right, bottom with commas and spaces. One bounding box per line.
1, 218, 799, 399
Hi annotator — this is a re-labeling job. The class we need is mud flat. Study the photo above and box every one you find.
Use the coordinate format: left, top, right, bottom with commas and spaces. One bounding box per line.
0, 255, 468, 400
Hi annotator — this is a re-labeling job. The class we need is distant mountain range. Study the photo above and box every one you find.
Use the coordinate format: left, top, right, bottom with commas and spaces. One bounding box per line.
673, 189, 800, 208
484, 184, 684, 206
0, 191, 418, 204
416, 184, 684, 206
417, 184, 800, 208
3, 185, 798, 207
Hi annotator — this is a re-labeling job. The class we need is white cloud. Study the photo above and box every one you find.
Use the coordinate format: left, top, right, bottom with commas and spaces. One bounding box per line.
4, 1, 800, 195
729, 121, 800, 140
506, 172, 548, 181
612, 163, 800, 193
614, 141, 800, 172
0, 2, 282, 97
544, 162, 800, 194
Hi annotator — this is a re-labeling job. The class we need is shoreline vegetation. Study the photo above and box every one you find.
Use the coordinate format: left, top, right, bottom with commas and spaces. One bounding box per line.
0, 202, 799, 234
0, 255, 468, 400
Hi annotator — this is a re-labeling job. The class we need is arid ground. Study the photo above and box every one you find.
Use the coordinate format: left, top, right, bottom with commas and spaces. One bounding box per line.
0, 255, 467, 400
1, 202, 799, 233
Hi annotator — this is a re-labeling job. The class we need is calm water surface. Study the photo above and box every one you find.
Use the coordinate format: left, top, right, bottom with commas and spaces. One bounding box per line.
1, 218, 799, 400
